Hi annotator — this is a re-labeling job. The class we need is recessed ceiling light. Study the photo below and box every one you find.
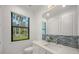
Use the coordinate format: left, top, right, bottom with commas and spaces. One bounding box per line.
46, 13, 50, 17
47, 5, 56, 10
62, 5, 66, 7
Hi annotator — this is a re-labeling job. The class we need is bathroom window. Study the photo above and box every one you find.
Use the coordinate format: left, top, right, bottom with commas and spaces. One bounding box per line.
42, 22, 46, 35
11, 12, 30, 42
42, 22, 46, 40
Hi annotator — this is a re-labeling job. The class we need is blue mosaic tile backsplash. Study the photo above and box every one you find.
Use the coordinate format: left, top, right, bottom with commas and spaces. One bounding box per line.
42, 35, 79, 49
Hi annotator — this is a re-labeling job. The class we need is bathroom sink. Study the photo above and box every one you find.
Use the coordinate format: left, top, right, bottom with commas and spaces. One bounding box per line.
44, 42, 60, 48
33, 40, 79, 54
44, 42, 79, 54
44, 43, 61, 51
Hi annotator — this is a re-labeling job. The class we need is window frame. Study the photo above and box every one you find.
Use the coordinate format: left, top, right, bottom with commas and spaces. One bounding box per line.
11, 12, 30, 42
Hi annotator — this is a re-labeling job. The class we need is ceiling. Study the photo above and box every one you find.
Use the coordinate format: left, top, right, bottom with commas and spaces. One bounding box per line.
42, 5, 77, 19
18, 5, 76, 20
18, 5, 47, 13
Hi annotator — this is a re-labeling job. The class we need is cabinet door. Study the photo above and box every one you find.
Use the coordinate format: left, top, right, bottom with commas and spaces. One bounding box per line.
33, 44, 47, 54
61, 12, 73, 35
46, 51, 53, 54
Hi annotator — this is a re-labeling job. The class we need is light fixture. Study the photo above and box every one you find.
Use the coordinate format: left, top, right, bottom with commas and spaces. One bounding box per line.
62, 5, 66, 7
46, 13, 50, 17
48, 5, 52, 8
47, 5, 56, 10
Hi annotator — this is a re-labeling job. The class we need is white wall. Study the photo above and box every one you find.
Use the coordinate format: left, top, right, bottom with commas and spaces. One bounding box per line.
77, 6, 79, 46
47, 7, 78, 36
0, 5, 47, 54
47, 16, 60, 35
0, 7, 3, 53
33, 7, 47, 41
61, 12, 73, 35
1, 5, 35, 54
77, 6, 79, 35
33, 12, 42, 41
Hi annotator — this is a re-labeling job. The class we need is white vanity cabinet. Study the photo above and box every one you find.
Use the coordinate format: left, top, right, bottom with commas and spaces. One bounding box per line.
33, 44, 47, 54
33, 43, 52, 54
45, 49, 53, 54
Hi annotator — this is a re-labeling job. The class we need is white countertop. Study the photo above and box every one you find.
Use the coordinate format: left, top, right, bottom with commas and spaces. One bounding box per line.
33, 40, 79, 54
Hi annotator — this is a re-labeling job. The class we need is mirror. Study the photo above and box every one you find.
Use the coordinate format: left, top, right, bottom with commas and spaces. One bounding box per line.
42, 5, 78, 48
46, 5, 77, 36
